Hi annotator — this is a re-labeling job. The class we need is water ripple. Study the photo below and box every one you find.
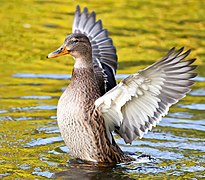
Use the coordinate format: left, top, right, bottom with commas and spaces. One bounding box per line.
168, 112, 193, 119
178, 103, 205, 110
37, 126, 60, 134
20, 96, 55, 100
131, 140, 205, 152
180, 165, 205, 173
49, 146, 69, 154
190, 88, 205, 96
11, 105, 57, 112
13, 73, 71, 80
194, 76, 205, 82
12, 73, 130, 80
160, 118, 205, 131
32, 171, 54, 178
0, 110, 8, 114
144, 131, 203, 142
12, 73, 205, 82
25, 136, 63, 147
120, 146, 184, 160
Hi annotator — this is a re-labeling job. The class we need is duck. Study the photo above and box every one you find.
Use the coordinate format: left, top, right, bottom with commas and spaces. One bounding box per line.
47, 5, 197, 163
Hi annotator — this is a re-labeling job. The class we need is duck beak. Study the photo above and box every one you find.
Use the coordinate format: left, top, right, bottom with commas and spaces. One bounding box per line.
47, 45, 70, 58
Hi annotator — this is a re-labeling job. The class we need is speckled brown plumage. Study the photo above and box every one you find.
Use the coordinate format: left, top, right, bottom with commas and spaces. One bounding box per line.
57, 68, 133, 162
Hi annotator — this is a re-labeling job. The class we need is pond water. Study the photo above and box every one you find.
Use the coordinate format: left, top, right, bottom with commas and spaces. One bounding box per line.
0, 72, 205, 179
1, 0, 205, 179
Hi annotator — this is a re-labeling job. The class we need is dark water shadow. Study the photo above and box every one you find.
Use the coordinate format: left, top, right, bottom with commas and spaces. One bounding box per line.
53, 159, 134, 180
54, 11, 74, 16
52, 154, 159, 180
178, 19, 205, 25
43, 24, 62, 29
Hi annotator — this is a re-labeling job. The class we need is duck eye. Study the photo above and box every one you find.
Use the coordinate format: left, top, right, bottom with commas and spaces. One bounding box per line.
71, 39, 79, 44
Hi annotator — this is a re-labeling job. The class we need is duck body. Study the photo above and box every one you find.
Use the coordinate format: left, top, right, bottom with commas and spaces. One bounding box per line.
57, 67, 132, 162
57, 68, 100, 162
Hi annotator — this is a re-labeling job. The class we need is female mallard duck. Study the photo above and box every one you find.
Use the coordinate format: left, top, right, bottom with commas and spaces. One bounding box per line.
47, 5, 197, 163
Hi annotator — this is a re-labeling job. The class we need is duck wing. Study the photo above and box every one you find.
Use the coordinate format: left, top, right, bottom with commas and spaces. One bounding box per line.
95, 48, 197, 144
72, 5, 117, 93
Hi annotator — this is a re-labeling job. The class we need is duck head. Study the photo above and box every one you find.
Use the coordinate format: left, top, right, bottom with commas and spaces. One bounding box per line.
47, 33, 92, 67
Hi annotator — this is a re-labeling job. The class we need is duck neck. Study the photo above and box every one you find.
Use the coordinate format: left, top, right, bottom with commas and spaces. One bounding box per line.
72, 67, 95, 81
73, 54, 93, 69
70, 67, 101, 101
72, 55, 96, 84
74, 60, 93, 69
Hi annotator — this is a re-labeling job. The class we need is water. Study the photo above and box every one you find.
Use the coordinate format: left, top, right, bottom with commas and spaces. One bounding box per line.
1, 0, 205, 178
0, 73, 205, 179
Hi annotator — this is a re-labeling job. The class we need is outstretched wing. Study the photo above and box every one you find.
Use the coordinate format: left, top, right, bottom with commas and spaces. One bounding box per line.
95, 47, 197, 143
72, 5, 117, 93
